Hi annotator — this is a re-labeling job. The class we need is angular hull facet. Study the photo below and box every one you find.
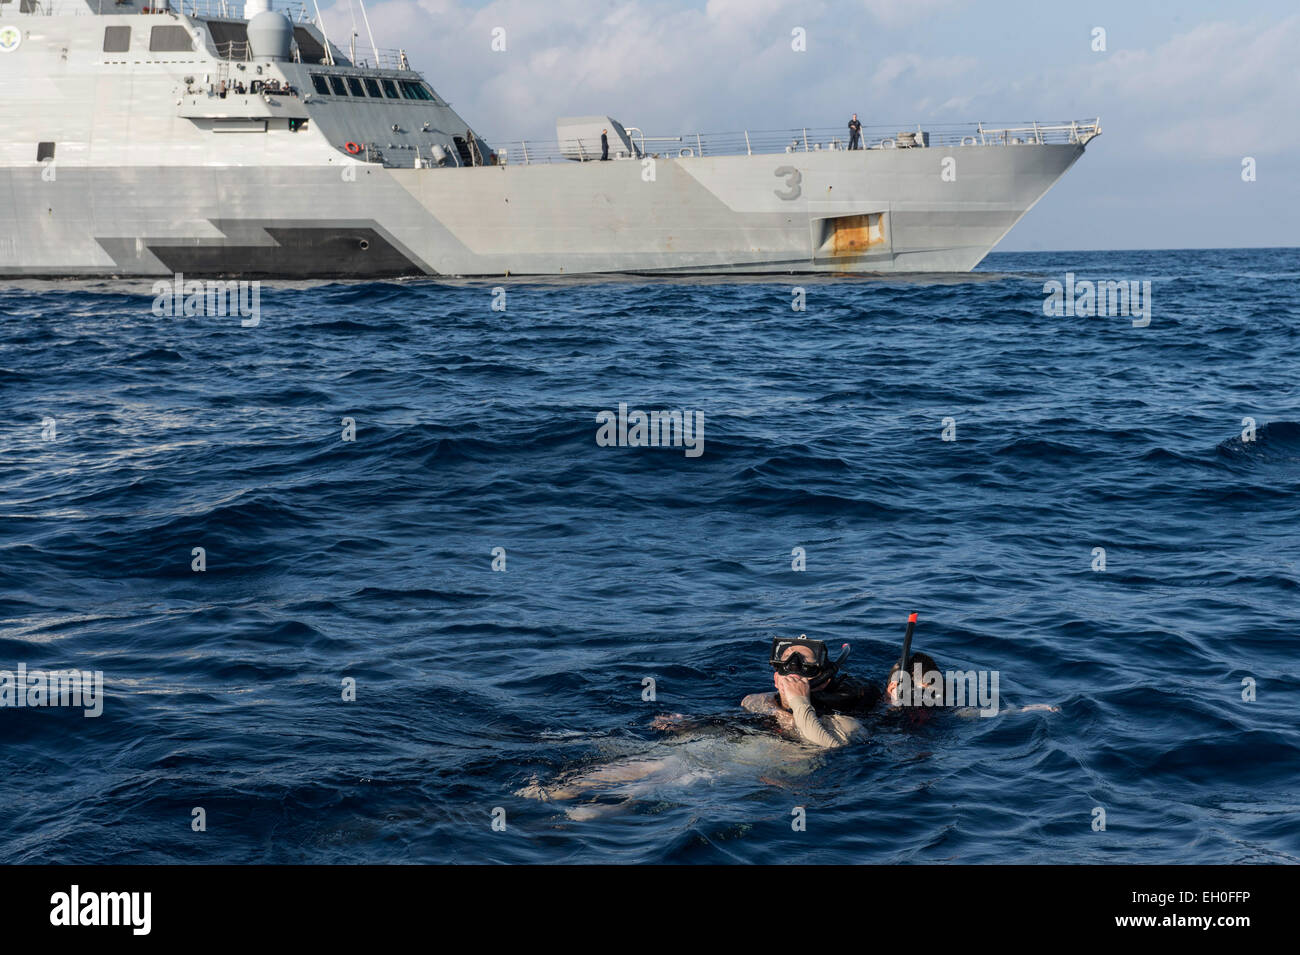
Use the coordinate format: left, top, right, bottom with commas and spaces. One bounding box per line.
0, 143, 1086, 277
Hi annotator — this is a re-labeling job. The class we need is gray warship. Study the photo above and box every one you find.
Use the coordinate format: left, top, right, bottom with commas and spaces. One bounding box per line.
0, 0, 1100, 277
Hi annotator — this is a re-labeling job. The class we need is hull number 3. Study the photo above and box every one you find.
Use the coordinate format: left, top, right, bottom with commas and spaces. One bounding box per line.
774, 166, 802, 200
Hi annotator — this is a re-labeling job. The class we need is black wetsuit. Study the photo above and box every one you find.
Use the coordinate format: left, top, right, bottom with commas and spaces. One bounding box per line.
812, 673, 881, 713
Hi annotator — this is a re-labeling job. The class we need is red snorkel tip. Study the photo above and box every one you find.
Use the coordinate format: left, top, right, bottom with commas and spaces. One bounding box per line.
908, 612, 918, 623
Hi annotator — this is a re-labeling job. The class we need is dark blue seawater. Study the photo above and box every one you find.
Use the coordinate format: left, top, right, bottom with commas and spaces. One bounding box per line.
2, 248, 1297, 864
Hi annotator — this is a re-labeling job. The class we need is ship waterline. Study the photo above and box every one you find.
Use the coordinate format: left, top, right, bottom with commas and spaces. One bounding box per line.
2, 143, 1088, 277
0, 1, 1098, 278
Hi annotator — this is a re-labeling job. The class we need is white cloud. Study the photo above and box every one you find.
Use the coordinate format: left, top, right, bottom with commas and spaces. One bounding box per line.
329, 0, 829, 138
860, 0, 965, 27
871, 52, 976, 89
1126, 17, 1300, 157
1038, 16, 1300, 158
319, 1, 1300, 162
705, 0, 807, 28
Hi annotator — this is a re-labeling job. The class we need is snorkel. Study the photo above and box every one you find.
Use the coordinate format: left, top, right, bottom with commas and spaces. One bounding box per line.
889, 613, 918, 706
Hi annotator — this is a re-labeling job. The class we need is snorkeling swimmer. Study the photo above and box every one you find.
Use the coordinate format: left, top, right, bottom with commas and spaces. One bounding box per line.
885, 613, 1059, 714
885, 612, 945, 707
516, 614, 1056, 819
517, 635, 873, 816
739, 636, 873, 748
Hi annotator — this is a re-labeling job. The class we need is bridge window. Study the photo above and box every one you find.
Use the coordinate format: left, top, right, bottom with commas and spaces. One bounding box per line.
328, 76, 348, 96
399, 81, 434, 101
363, 78, 381, 98
149, 25, 194, 53
310, 74, 330, 95
379, 79, 398, 99
103, 26, 131, 53
347, 77, 366, 97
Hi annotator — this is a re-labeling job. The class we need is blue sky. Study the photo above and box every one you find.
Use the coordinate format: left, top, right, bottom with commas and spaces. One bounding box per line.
320, 0, 1300, 251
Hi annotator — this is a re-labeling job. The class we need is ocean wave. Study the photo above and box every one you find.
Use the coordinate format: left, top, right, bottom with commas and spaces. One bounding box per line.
3, 247, 1298, 863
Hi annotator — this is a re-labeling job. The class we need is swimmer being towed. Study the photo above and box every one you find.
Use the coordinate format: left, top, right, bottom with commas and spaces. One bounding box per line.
516, 614, 1056, 816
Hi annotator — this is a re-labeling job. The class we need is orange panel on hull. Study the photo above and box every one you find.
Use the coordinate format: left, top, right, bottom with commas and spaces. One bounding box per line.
825, 213, 886, 255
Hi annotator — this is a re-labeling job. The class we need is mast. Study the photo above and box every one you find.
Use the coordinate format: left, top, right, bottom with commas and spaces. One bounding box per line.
358, 0, 380, 68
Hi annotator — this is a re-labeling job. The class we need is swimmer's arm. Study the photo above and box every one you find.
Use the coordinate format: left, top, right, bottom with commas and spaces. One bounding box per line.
955, 702, 1060, 718
741, 693, 796, 732
650, 713, 738, 734
650, 713, 689, 731
653, 707, 784, 734
741, 692, 780, 715
788, 698, 855, 748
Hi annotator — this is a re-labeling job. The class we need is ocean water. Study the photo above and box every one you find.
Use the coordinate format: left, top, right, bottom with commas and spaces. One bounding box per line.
2, 247, 1297, 864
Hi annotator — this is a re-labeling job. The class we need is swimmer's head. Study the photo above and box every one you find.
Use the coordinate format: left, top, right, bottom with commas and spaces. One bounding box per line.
770, 635, 847, 685
770, 638, 851, 713
886, 651, 942, 706
783, 645, 833, 688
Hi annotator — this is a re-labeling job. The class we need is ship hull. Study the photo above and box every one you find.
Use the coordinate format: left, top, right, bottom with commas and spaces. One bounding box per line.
0, 143, 1084, 278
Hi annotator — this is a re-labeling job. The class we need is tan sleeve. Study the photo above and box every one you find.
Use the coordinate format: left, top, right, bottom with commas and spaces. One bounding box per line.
788, 699, 859, 748
741, 692, 779, 715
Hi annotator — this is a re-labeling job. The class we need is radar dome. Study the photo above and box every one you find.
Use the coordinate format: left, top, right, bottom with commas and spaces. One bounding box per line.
247, 10, 294, 62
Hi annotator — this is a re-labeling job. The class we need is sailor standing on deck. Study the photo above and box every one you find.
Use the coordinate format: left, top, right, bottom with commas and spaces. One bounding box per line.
848, 114, 862, 150
601, 129, 610, 161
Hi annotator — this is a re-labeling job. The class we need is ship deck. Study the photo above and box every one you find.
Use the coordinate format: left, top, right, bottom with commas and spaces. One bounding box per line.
487, 119, 1101, 166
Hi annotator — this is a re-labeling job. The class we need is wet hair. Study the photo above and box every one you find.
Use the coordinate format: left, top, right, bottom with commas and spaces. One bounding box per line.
889, 652, 946, 705
890, 650, 940, 678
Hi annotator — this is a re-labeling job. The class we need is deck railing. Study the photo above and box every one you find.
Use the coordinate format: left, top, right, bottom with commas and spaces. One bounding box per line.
347, 48, 411, 71
492, 119, 1101, 166
177, 0, 315, 21
38, 0, 317, 20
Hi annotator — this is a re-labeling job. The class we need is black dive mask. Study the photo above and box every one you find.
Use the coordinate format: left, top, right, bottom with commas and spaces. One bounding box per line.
770, 635, 850, 681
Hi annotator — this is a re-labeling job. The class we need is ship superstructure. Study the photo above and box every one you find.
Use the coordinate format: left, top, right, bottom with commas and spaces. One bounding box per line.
0, 0, 1099, 276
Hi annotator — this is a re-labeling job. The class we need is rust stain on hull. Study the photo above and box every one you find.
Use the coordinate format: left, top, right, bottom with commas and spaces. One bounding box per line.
826, 213, 886, 255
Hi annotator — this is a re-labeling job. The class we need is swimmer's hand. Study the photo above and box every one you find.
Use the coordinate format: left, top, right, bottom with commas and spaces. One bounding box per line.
956, 702, 1060, 718
650, 713, 687, 731
774, 673, 811, 702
